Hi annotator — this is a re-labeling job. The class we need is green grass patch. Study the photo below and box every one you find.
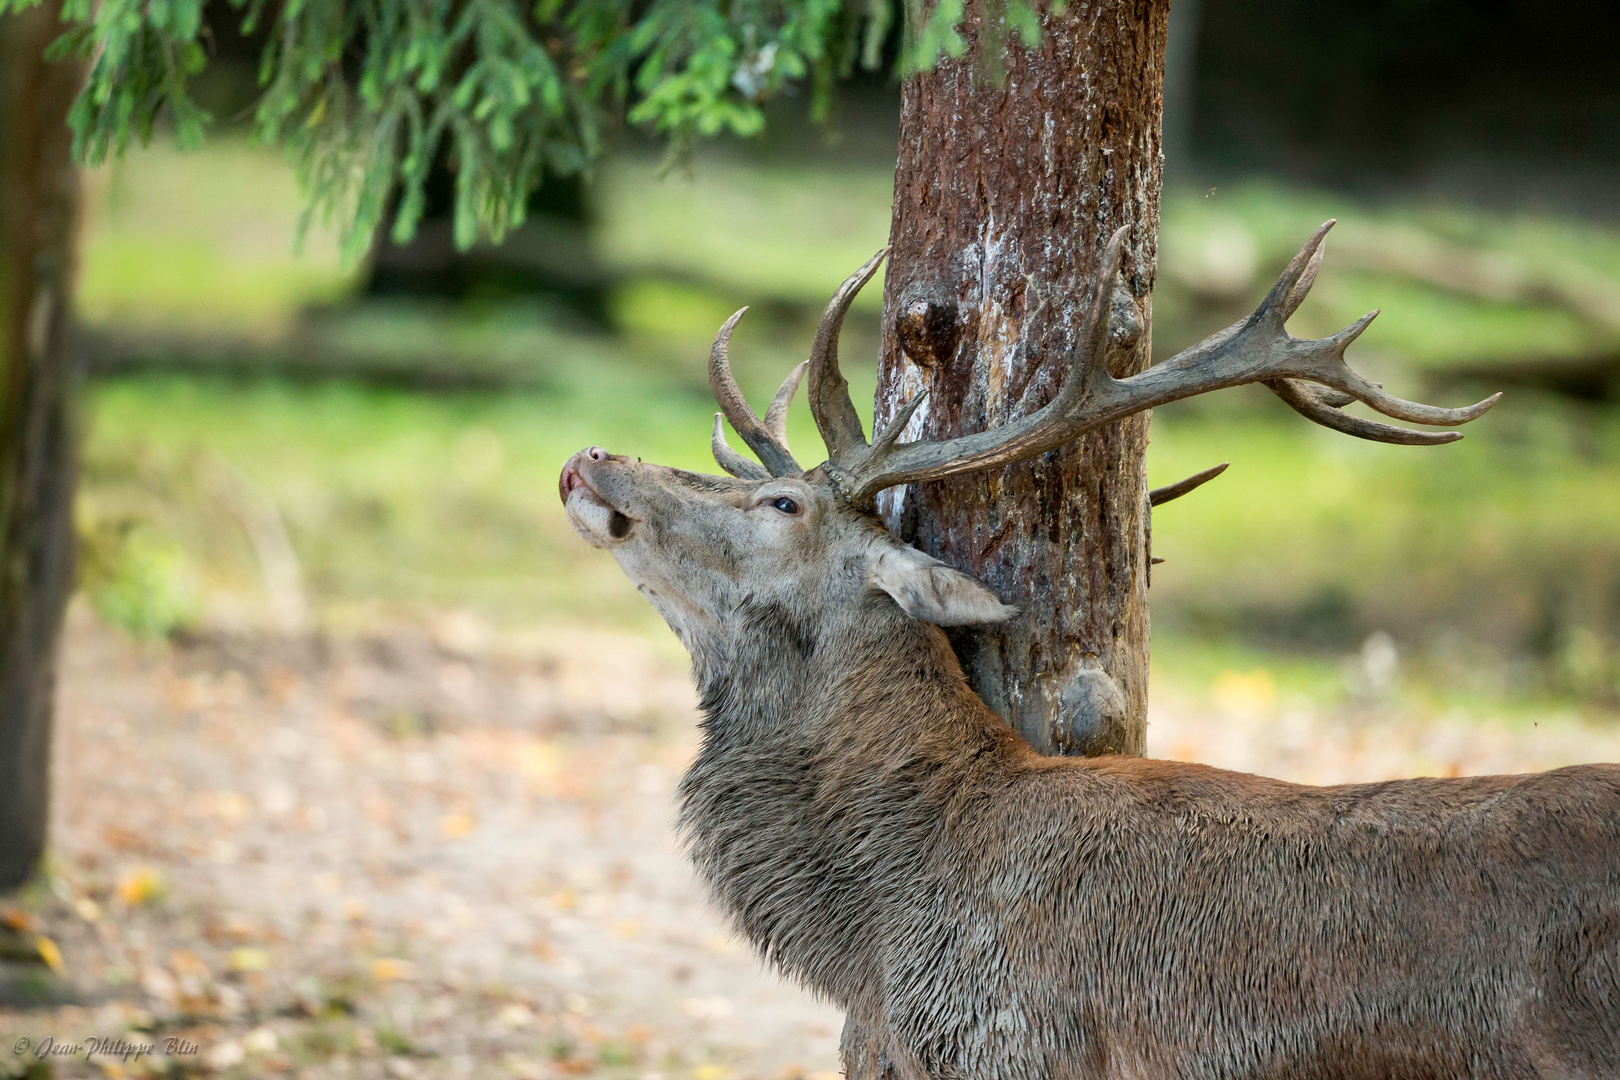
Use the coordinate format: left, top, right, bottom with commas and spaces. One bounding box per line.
79, 140, 358, 338
1147, 390, 1620, 701
80, 366, 1620, 710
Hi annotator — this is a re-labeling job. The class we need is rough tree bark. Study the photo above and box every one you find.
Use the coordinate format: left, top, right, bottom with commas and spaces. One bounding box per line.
848, 0, 1167, 1071
0, 0, 82, 888
876, 0, 1167, 755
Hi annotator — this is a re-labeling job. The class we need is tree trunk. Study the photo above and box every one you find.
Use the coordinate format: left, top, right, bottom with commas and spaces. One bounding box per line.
0, 0, 82, 888
850, 0, 1167, 1070
878, 0, 1167, 754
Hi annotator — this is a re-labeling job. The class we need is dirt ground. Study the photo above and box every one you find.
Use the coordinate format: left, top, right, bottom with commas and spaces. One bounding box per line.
4, 607, 1619, 1079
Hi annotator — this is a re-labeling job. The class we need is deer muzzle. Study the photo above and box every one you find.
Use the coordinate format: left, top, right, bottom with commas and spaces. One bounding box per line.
560, 447, 635, 546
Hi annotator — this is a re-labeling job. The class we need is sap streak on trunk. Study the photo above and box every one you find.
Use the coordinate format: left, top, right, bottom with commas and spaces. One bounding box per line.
0, 0, 81, 887
875, 0, 1170, 759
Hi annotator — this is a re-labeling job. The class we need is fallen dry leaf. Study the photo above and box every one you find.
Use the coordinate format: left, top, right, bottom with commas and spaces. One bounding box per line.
206, 911, 259, 944
268, 665, 301, 703
371, 957, 416, 982
439, 811, 476, 839
228, 946, 272, 973
170, 949, 209, 977
207, 790, 254, 823
33, 935, 63, 973
103, 824, 148, 853
115, 867, 165, 906
520, 741, 560, 781
497, 1003, 534, 1028
139, 965, 178, 1004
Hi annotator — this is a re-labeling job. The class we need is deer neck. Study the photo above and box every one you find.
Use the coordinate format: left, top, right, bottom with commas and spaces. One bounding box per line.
690, 595, 992, 748
677, 600, 1011, 1005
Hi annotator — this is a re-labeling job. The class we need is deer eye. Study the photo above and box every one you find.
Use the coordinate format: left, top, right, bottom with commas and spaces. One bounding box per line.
771, 496, 800, 515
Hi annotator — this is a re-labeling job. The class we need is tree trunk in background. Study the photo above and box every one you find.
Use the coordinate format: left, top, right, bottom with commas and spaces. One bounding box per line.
0, 0, 82, 888
849, 0, 1167, 1065
1161, 0, 1201, 181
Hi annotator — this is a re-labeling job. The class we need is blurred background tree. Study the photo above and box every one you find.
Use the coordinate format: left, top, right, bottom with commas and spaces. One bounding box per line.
0, 0, 82, 888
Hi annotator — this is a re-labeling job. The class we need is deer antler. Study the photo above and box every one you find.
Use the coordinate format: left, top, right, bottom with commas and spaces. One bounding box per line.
1149, 462, 1229, 507
806, 247, 890, 461
804, 221, 1499, 507
709, 309, 807, 479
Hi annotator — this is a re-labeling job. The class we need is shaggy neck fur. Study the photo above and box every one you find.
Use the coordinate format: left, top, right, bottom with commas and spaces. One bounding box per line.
677, 592, 1013, 1007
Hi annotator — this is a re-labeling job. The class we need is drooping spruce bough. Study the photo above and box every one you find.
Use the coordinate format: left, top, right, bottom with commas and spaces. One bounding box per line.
0, 0, 1022, 259
561, 229, 1619, 1077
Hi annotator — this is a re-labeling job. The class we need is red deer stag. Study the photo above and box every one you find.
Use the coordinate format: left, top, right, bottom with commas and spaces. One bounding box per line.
559, 223, 1619, 1079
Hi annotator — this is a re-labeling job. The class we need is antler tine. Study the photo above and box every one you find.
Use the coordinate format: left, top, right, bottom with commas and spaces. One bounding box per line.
1055, 226, 1130, 415
762, 360, 808, 451
808, 247, 889, 461
709, 308, 802, 477
1149, 462, 1229, 507
712, 414, 772, 479
870, 390, 929, 458
1315, 322, 1502, 426
1266, 380, 1462, 446
1268, 219, 1335, 325
822, 219, 1498, 507
1280, 229, 1327, 319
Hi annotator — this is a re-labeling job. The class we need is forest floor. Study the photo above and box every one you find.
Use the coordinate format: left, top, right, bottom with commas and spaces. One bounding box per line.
4, 607, 1620, 1080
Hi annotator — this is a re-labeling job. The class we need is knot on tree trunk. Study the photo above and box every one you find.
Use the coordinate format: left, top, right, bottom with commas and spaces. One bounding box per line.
1055, 654, 1133, 756
896, 283, 961, 370
1107, 284, 1145, 373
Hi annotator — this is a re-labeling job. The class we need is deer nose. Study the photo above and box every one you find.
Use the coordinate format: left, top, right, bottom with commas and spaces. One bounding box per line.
560, 447, 615, 504
559, 450, 588, 504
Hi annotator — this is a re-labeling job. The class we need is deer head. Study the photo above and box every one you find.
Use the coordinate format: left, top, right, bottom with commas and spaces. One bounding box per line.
558, 443, 1018, 660
561, 223, 1498, 655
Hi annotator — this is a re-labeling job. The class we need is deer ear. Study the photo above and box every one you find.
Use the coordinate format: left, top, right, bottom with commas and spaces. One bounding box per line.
868, 543, 1019, 626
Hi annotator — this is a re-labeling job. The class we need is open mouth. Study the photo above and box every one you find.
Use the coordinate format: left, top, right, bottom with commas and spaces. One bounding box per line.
603, 505, 633, 539
560, 453, 634, 542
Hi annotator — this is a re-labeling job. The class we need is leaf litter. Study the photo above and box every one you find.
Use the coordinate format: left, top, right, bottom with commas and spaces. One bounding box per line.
1, 606, 843, 1079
